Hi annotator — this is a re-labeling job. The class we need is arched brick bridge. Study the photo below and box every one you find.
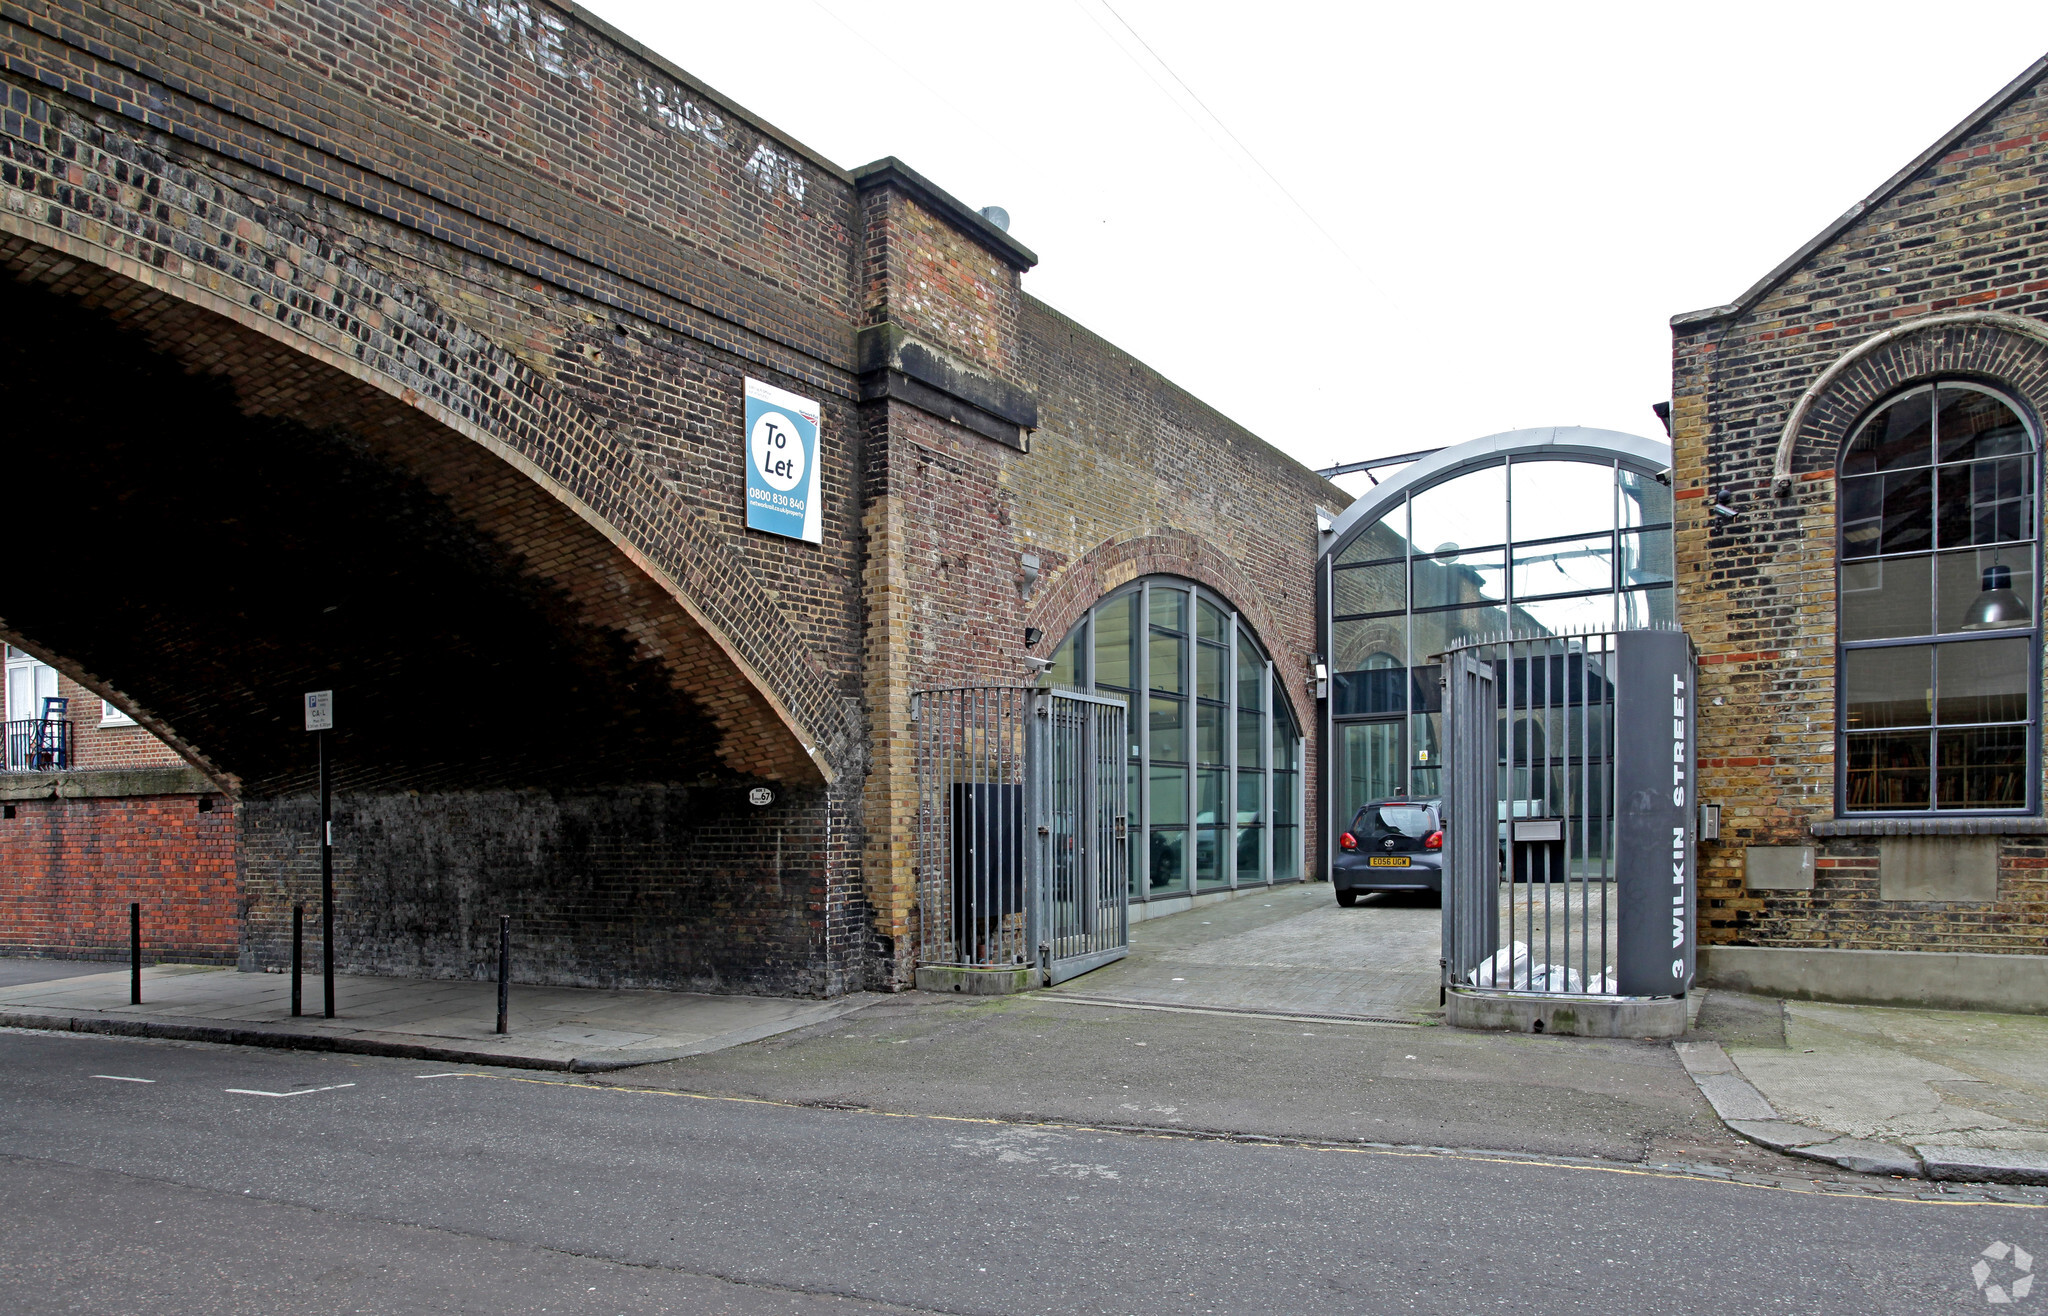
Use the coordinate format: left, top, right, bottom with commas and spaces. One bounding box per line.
0, 0, 1339, 993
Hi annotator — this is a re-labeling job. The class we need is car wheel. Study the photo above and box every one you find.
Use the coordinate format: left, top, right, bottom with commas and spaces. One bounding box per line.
1334, 888, 1358, 908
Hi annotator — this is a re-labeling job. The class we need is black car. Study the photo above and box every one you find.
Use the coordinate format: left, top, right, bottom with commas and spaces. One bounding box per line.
1332, 797, 1443, 906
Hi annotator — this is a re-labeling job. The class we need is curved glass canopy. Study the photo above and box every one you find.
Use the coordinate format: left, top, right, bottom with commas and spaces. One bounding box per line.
1319, 428, 1674, 866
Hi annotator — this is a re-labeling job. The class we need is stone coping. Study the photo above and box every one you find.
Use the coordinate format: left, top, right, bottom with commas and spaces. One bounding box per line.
0, 765, 218, 801
1808, 817, 2048, 836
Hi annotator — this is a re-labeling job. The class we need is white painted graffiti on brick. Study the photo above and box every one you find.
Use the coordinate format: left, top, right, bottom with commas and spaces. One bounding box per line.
445, 0, 573, 80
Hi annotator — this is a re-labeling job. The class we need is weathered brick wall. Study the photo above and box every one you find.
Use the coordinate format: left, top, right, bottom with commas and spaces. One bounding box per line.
1672, 69, 2048, 955
0, 792, 235, 962
239, 782, 854, 994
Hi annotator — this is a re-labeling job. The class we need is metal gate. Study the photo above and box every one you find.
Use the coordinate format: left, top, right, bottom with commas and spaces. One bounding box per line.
1440, 626, 1696, 999
913, 686, 1129, 984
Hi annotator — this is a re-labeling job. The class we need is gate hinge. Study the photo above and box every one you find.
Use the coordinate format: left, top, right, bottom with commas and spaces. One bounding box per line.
1037, 825, 1050, 836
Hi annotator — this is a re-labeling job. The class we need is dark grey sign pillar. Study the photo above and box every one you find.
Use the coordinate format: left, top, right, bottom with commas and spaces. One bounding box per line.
304, 690, 335, 1018
1613, 631, 1696, 998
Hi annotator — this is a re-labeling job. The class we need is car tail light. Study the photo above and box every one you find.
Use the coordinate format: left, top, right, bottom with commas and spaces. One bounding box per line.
1424, 830, 1443, 851
1339, 832, 1358, 852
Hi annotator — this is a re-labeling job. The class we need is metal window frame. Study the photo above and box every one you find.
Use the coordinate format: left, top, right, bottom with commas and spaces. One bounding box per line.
1833, 379, 2042, 818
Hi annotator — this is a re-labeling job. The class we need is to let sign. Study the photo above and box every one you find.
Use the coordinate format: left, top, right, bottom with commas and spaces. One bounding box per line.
743, 377, 822, 544
304, 690, 334, 732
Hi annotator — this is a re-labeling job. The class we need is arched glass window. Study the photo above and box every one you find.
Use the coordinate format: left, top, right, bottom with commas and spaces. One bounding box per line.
1038, 578, 1303, 899
1838, 382, 2039, 813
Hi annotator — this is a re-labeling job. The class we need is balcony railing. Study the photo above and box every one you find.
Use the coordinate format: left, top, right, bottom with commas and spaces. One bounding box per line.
5, 718, 73, 771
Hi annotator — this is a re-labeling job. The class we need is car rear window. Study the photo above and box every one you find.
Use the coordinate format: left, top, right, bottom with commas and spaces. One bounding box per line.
1357, 805, 1432, 839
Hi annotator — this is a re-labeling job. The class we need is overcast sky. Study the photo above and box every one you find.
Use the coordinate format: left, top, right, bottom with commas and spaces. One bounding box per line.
584, 1, 2048, 497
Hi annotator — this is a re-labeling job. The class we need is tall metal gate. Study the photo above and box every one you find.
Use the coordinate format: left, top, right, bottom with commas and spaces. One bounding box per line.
913, 687, 1129, 985
1440, 627, 1696, 1000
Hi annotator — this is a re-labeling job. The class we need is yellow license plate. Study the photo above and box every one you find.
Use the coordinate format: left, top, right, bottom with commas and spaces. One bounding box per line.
1367, 856, 1410, 867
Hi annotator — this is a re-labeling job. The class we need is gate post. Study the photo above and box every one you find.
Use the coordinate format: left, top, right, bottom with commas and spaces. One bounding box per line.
1026, 689, 1049, 985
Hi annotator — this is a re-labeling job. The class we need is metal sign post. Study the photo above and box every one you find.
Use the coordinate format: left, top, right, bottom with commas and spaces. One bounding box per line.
304, 691, 335, 1019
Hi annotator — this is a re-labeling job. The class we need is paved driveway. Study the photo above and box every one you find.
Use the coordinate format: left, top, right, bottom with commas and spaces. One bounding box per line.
1045, 880, 1442, 1021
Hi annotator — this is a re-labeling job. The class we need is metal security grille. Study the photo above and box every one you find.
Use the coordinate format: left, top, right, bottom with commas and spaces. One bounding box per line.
912, 687, 1130, 983
1035, 688, 1130, 983
1441, 626, 1696, 998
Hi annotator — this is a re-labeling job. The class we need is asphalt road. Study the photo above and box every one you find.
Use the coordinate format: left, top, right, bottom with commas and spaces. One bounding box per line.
2, 1029, 2043, 1314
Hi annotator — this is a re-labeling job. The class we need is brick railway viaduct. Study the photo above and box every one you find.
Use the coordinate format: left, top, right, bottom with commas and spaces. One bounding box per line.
0, 0, 1339, 992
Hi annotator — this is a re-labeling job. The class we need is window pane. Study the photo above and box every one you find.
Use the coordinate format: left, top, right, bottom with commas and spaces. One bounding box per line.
1238, 705, 1264, 767
1197, 768, 1226, 825
1876, 469, 1935, 555
1412, 710, 1442, 776
1150, 696, 1186, 763
1235, 823, 1263, 881
1839, 473, 1883, 559
1093, 594, 1137, 690
1937, 726, 2028, 809
1272, 771, 1299, 827
1149, 765, 1187, 825
1236, 770, 1263, 826
1620, 529, 1674, 587
1516, 593, 1616, 638
1272, 825, 1299, 881
1841, 555, 1933, 641
1149, 630, 1185, 695
1938, 456, 2033, 549
1619, 468, 1674, 527
1333, 560, 1406, 617
1844, 389, 1933, 475
1512, 534, 1613, 599
1149, 586, 1186, 633
1939, 550, 2036, 633
1844, 730, 1932, 811
1197, 642, 1225, 701
1414, 547, 1506, 610
1196, 598, 1228, 643
1843, 646, 1932, 729
1149, 828, 1186, 893
1411, 604, 1509, 652
1410, 464, 1507, 553
1335, 514, 1410, 565
1196, 702, 1224, 764
1236, 636, 1264, 710
1934, 638, 2030, 725
1511, 460, 1616, 543
1196, 828, 1225, 888
1619, 586, 1675, 628
1936, 385, 2030, 463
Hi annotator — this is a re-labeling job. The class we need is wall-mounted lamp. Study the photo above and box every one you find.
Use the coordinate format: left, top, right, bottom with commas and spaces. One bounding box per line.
1018, 553, 1042, 601
1311, 655, 1330, 701
1023, 626, 1044, 648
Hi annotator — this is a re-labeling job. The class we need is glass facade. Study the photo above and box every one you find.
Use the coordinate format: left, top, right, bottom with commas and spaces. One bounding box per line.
1837, 383, 2039, 813
1040, 578, 1304, 897
1323, 452, 1674, 853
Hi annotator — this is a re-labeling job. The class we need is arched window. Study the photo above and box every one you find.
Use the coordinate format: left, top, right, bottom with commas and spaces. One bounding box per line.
1038, 578, 1303, 899
1838, 383, 2039, 813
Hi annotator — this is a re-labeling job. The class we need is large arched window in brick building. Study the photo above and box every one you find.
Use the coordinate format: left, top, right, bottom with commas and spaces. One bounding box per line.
1838, 383, 2039, 813
1039, 578, 1303, 901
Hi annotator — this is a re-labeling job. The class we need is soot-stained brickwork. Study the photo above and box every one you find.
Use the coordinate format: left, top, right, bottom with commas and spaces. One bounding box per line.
0, 0, 1337, 993
1671, 57, 2048, 958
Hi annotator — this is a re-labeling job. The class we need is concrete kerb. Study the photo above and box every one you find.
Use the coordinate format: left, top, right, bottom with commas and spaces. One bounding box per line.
1445, 988, 1688, 1038
1673, 1039, 2048, 1185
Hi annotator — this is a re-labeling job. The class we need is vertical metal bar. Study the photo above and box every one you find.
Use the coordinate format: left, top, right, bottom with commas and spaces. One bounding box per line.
1137, 582, 1151, 898
320, 728, 335, 1020
291, 903, 303, 1017
495, 913, 510, 1034
129, 901, 140, 1006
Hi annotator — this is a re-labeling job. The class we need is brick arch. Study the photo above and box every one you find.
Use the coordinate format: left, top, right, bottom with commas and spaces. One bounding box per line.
1025, 530, 1305, 725
1775, 312, 2048, 495
0, 101, 850, 786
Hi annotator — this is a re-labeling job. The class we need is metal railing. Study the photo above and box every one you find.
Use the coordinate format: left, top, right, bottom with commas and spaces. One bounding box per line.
913, 688, 1031, 970
4, 718, 72, 771
1442, 625, 1695, 999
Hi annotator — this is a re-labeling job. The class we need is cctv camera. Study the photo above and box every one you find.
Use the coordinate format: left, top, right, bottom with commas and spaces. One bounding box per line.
1020, 656, 1055, 671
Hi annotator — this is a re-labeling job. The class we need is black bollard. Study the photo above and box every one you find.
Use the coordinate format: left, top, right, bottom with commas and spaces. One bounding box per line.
495, 914, 510, 1035
291, 904, 303, 1018
129, 902, 140, 1005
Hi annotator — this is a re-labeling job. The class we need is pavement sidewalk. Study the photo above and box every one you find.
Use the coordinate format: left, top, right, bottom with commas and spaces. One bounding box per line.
0, 963, 879, 1071
1682, 989, 2048, 1185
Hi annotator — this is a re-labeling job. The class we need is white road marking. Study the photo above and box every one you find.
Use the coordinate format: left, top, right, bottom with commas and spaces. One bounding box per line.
223, 1083, 357, 1098
414, 1072, 484, 1079
90, 1075, 155, 1083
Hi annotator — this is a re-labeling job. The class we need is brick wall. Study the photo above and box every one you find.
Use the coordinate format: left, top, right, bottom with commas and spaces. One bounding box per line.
1672, 65, 2048, 956
0, 791, 235, 962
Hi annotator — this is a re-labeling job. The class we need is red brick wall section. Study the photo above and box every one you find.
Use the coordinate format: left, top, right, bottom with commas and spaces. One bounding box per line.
0, 794, 236, 962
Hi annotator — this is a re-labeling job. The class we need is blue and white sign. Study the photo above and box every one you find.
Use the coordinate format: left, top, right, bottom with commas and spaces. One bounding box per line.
744, 377, 822, 544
